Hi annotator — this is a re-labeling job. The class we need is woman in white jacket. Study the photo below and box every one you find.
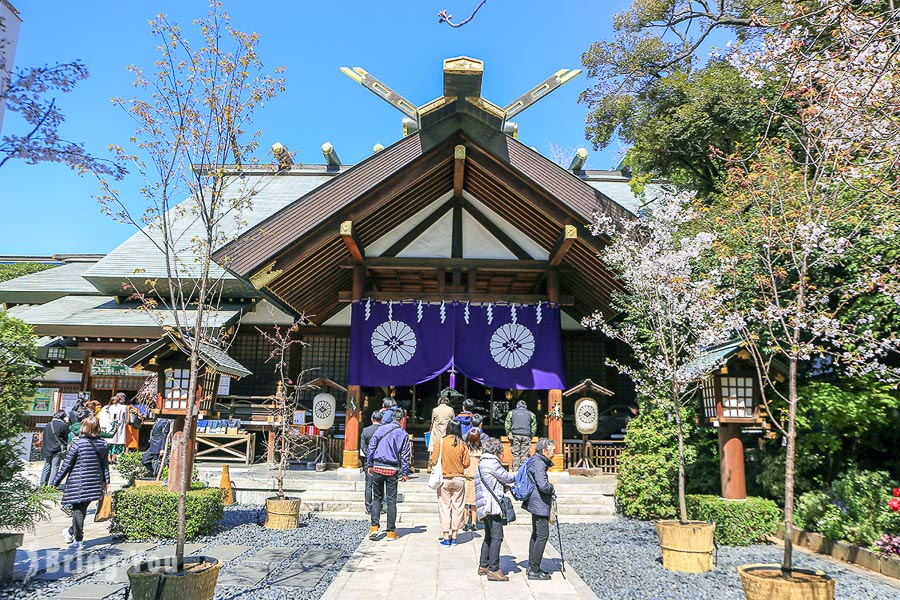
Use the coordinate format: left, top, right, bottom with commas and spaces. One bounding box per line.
473, 437, 516, 582
106, 393, 129, 461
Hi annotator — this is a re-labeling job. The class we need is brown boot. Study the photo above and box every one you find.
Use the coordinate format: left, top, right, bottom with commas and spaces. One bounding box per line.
487, 570, 509, 582
477, 567, 488, 576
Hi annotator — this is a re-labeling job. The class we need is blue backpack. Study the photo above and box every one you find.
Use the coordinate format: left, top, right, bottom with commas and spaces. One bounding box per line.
510, 456, 536, 502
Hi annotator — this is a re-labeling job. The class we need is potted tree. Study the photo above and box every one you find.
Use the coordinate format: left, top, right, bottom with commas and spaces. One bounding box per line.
256, 323, 321, 529
94, 4, 286, 597
711, 5, 900, 598
0, 312, 57, 581
585, 190, 739, 573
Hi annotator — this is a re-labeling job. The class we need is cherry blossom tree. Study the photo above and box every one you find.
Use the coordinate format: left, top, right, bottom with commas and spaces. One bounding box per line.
713, 2, 900, 571
584, 190, 740, 522
94, 2, 285, 569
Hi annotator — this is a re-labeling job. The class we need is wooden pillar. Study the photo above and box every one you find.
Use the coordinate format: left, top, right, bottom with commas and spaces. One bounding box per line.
548, 389, 565, 472
546, 269, 560, 305
342, 385, 362, 469
719, 423, 747, 499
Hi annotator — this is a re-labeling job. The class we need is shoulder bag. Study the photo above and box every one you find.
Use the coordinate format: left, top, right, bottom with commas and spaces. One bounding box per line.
478, 461, 516, 524
128, 407, 142, 428
85, 439, 113, 522
427, 439, 444, 491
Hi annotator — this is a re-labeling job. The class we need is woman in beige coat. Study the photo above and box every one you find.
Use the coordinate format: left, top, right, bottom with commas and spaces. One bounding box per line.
428, 395, 455, 453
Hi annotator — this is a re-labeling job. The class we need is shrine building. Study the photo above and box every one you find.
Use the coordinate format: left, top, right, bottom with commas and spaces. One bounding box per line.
1, 57, 659, 472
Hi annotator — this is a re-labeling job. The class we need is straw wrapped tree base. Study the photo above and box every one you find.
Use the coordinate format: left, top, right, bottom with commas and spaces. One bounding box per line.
655, 520, 716, 573
127, 556, 221, 600
738, 564, 835, 600
265, 497, 302, 530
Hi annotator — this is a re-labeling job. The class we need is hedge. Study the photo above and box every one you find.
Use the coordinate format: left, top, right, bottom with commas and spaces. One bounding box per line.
110, 486, 224, 540
687, 494, 782, 546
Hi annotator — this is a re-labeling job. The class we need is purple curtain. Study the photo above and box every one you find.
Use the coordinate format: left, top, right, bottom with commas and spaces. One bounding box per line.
348, 300, 565, 390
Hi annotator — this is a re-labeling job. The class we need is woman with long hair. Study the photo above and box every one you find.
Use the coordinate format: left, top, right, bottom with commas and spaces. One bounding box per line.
462, 427, 482, 532
51, 417, 110, 550
430, 419, 470, 545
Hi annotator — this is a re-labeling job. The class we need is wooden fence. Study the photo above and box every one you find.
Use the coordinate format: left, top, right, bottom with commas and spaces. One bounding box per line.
563, 440, 625, 474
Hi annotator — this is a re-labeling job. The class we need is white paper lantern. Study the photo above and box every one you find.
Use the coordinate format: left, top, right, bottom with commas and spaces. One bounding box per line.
312, 393, 336, 430
574, 397, 598, 435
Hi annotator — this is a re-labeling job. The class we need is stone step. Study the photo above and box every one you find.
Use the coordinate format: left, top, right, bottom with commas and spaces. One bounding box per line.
286, 489, 615, 506
315, 512, 618, 525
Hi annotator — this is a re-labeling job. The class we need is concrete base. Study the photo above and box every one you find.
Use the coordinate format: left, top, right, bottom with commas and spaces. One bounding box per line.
336, 467, 362, 475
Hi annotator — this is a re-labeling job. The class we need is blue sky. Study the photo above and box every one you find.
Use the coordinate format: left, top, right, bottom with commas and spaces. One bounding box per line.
1, 0, 632, 255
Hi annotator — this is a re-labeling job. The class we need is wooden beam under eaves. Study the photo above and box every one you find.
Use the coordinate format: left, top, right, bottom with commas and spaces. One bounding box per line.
453, 145, 466, 197
338, 291, 574, 306
340, 221, 365, 264
549, 225, 577, 266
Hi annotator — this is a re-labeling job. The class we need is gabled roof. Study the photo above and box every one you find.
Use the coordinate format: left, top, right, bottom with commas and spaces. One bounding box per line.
11, 295, 246, 338
123, 328, 251, 379
0, 260, 102, 304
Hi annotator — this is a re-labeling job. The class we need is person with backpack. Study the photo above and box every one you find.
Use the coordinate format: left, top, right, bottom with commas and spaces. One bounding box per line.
456, 399, 475, 438
366, 409, 411, 541
51, 417, 110, 550
505, 400, 536, 471
474, 436, 517, 581
522, 438, 556, 580
40, 411, 71, 487
470, 413, 489, 445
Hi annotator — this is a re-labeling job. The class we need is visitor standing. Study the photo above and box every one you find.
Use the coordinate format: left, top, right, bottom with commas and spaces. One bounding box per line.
51, 417, 110, 550
456, 399, 475, 437
523, 438, 556, 580
380, 397, 396, 427
431, 419, 470, 545
39, 411, 70, 487
462, 428, 482, 532
366, 409, 410, 541
428, 395, 454, 453
474, 437, 516, 581
359, 410, 383, 514
470, 413, 489, 444
124, 398, 143, 453
107, 394, 128, 462
505, 400, 536, 471
142, 418, 171, 477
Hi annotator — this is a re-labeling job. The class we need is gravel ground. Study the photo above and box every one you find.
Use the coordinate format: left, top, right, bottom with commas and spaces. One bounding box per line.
553, 519, 900, 600
1, 506, 368, 600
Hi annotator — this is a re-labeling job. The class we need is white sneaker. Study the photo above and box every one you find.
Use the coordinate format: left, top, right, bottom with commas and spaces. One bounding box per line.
68, 541, 83, 551
62, 527, 74, 545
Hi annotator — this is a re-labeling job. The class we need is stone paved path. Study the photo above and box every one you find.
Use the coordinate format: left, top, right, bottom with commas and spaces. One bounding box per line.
321, 516, 599, 600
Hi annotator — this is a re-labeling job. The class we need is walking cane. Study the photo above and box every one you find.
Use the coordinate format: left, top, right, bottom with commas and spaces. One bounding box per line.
553, 497, 567, 578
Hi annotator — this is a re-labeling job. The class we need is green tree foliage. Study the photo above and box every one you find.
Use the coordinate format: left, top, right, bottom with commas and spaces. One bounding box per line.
687, 494, 782, 545
615, 404, 698, 520
0, 311, 55, 531
0, 262, 56, 283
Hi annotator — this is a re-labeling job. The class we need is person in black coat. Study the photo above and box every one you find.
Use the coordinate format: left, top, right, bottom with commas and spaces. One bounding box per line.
40, 411, 71, 487
51, 417, 110, 549
523, 437, 556, 580
359, 410, 383, 514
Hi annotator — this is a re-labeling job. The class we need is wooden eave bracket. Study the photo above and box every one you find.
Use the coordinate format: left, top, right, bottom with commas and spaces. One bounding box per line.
549, 225, 578, 266
340, 220, 365, 264
249, 260, 283, 290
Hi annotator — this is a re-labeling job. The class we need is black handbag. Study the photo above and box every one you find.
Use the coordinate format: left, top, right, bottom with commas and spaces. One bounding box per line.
478, 462, 516, 525
128, 408, 142, 428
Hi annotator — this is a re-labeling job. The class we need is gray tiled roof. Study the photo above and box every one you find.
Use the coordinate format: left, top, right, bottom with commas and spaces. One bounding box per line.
83, 172, 338, 296
125, 330, 251, 379
581, 175, 664, 215
0, 261, 101, 304
11, 295, 246, 338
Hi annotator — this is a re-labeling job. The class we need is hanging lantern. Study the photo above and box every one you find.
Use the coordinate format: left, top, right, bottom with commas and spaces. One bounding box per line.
574, 397, 598, 435
312, 392, 336, 430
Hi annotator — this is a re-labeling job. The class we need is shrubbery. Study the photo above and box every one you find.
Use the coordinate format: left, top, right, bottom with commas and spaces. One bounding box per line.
793, 468, 900, 548
615, 406, 697, 520
687, 494, 781, 546
115, 452, 150, 484
110, 486, 223, 540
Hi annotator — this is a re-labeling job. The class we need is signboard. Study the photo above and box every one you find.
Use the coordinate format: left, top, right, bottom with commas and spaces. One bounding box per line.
217, 375, 231, 396
292, 410, 307, 425
28, 387, 56, 416
90, 358, 148, 377
58, 392, 80, 415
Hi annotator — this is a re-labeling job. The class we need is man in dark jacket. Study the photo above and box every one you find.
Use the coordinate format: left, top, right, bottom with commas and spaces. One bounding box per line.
523, 437, 556, 580
505, 400, 537, 471
366, 409, 410, 541
141, 418, 171, 477
359, 410, 383, 514
40, 411, 71, 486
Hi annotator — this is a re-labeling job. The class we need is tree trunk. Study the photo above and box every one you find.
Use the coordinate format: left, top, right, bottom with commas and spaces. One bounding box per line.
782, 356, 798, 573
674, 393, 688, 523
